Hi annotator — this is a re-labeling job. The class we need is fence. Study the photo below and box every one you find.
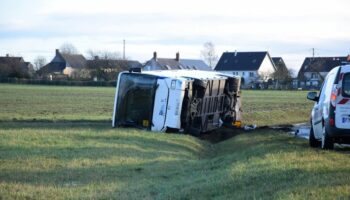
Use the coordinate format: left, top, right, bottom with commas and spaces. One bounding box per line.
0, 78, 116, 87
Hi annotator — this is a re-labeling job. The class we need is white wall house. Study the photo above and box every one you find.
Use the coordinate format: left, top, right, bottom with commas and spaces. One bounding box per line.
214, 51, 276, 87
297, 56, 348, 88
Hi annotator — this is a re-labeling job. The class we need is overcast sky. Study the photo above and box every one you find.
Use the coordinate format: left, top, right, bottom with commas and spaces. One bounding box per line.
0, 0, 349, 73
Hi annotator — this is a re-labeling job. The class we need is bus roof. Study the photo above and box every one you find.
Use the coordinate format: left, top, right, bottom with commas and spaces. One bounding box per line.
140, 70, 239, 80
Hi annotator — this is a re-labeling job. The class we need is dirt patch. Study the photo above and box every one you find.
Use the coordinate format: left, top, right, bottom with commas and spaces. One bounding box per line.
199, 124, 302, 143
199, 127, 244, 143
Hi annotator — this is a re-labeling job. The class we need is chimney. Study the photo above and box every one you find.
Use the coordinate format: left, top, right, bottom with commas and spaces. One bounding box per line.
6, 54, 9, 57
175, 52, 180, 61
56, 49, 59, 54
153, 51, 157, 60
94, 56, 99, 60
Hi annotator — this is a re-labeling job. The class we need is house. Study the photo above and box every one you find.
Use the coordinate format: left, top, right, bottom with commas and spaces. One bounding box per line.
87, 56, 142, 71
215, 51, 276, 87
143, 52, 212, 71
87, 56, 142, 81
179, 59, 212, 71
297, 56, 347, 88
271, 57, 292, 88
38, 49, 87, 78
0, 54, 34, 78
272, 57, 288, 72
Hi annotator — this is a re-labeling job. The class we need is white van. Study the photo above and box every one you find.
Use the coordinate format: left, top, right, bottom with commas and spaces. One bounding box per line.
112, 69, 242, 135
307, 64, 350, 149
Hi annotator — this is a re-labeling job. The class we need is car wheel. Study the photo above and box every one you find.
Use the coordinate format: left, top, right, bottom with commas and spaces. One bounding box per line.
309, 126, 321, 148
321, 126, 334, 150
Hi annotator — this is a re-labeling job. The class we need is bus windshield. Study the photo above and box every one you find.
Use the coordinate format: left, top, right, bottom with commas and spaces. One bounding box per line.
114, 73, 157, 128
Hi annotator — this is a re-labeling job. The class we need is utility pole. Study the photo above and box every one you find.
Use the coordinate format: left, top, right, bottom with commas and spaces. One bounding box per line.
312, 48, 315, 58
123, 39, 125, 60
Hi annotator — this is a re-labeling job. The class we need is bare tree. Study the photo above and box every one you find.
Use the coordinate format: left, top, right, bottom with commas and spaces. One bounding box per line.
0, 59, 30, 78
85, 49, 126, 81
86, 50, 121, 60
200, 42, 218, 68
60, 43, 78, 54
272, 68, 293, 89
33, 56, 47, 71
258, 70, 274, 81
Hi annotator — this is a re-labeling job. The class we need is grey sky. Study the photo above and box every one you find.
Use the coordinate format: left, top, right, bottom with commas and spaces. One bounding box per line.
0, 0, 349, 73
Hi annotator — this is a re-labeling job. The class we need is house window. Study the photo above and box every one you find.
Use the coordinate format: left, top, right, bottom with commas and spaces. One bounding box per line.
249, 72, 254, 77
311, 73, 318, 79
242, 72, 245, 76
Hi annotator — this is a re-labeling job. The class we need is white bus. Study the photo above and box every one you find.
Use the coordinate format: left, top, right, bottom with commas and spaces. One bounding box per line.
112, 69, 242, 135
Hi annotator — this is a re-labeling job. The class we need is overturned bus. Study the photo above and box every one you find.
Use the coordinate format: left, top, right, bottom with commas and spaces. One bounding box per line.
112, 70, 242, 135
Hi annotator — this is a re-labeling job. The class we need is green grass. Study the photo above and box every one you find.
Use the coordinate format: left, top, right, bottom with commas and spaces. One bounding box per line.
0, 84, 347, 199
0, 123, 349, 199
0, 84, 313, 126
0, 84, 114, 122
242, 90, 314, 126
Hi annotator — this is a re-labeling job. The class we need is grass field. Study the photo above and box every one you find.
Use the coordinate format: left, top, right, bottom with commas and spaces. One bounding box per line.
0, 84, 114, 122
1, 122, 349, 199
0, 84, 349, 199
0, 84, 313, 126
242, 90, 313, 126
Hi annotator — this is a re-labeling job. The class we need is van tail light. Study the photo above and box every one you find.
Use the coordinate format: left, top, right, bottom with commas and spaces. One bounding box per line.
330, 85, 338, 108
329, 118, 335, 127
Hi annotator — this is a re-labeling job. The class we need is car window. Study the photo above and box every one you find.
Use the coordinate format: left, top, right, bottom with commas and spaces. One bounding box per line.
343, 73, 350, 97
317, 81, 326, 103
324, 73, 336, 100
318, 73, 335, 103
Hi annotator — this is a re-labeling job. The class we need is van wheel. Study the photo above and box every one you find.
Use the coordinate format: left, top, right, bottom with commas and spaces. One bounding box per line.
321, 126, 334, 150
309, 126, 320, 148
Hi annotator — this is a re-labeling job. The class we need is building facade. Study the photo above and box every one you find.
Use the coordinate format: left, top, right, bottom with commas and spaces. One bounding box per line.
215, 51, 276, 88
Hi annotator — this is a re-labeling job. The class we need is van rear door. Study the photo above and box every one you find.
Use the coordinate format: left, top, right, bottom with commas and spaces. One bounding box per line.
335, 66, 350, 129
